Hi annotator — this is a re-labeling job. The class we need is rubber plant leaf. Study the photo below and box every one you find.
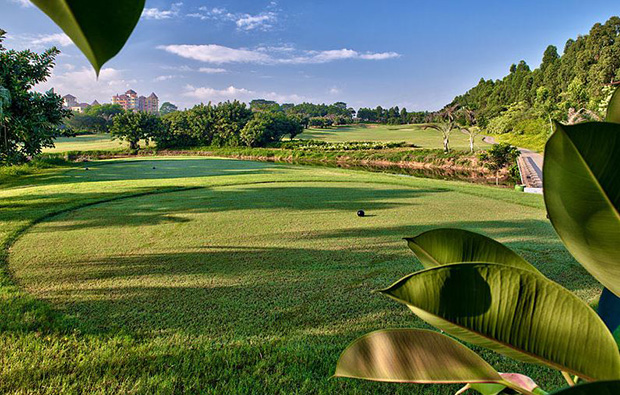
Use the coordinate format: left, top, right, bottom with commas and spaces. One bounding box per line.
29, 0, 145, 74
405, 228, 540, 274
335, 328, 502, 383
380, 263, 620, 381
544, 121, 620, 296
605, 87, 620, 123
465, 373, 546, 395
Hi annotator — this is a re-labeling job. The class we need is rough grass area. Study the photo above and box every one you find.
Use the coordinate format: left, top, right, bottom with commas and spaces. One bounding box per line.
491, 132, 549, 152
1, 157, 595, 394
301, 124, 491, 150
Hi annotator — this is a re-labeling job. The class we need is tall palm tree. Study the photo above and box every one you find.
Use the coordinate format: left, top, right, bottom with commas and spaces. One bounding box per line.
422, 104, 460, 153
460, 108, 480, 153
0, 85, 10, 161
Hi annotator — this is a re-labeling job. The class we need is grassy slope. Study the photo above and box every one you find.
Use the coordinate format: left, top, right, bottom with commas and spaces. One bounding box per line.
492, 132, 549, 152
0, 158, 594, 394
301, 124, 491, 150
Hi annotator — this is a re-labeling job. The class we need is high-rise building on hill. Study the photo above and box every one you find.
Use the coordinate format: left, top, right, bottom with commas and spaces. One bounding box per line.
112, 90, 159, 114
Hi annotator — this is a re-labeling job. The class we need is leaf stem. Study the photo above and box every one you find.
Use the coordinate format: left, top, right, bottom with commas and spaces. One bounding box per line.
561, 371, 576, 386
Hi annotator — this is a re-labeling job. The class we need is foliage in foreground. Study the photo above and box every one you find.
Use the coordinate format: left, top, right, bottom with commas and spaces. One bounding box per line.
28, 0, 144, 74
0, 30, 70, 165
335, 90, 620, 393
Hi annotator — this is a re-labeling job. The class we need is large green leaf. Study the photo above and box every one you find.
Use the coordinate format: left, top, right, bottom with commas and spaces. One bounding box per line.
550, 381, 620, 394
462, 373, 547, 395
405, 228, 540, 273
30, 0, 145, 74
335, 328, 502, 383
381, 263, 620, 381
543, 122, 620, 296
605, 87, 620, 123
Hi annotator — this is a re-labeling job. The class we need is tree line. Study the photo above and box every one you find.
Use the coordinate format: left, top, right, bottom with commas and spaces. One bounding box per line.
448, 16, 620, 140
356, 106, 429, 124
111, 101, 304, 150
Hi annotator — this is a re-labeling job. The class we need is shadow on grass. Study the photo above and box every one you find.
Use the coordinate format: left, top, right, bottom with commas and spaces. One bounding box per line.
0, 158, 283, 189
21, 184, 450, 231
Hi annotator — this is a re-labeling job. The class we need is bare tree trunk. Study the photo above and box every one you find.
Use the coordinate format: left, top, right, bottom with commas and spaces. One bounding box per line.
495, 171, 499, 186
3, 124, 7, 161
469, 135, 474, 153
443, 136, 449, 153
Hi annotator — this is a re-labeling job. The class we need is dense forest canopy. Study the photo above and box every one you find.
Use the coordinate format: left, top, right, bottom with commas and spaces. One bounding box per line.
448, 16, 620, 148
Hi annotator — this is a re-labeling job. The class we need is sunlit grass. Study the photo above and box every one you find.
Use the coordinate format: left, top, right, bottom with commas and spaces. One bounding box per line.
301, 124, 491, 150
1, 157, 591, 394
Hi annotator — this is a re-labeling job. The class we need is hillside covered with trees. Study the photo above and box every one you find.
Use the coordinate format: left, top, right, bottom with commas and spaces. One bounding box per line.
451, 16, 620, 150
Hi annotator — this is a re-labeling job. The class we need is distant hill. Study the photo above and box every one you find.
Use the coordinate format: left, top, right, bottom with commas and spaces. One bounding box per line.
450, 16, 620, 150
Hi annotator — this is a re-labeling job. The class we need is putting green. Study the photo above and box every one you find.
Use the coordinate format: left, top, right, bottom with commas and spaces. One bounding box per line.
4, 158, 587, 393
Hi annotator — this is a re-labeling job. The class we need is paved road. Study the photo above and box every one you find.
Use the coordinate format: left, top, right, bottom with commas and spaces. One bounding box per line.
482, 136, 544, 189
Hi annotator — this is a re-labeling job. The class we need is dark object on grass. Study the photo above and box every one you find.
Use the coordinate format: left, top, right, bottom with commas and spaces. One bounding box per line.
357, 210, 365, 217
152, 166, 156, 169
84, 167, 89, 170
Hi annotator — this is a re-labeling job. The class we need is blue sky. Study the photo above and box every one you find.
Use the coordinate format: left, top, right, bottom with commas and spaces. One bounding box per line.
2, 0, 620, 110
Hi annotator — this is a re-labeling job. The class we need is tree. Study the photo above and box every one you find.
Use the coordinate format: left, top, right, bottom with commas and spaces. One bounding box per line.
65, 113, 108, 134
84, 103, 124, 121
0, 29, 71, 165
240, 112, 303, 147
422, 104, 459, 153
478, 142, 520, 185
460, 108, 480, 152
0, 85, 10, 155
110, 111, 162, 150
159, 102, 178, 116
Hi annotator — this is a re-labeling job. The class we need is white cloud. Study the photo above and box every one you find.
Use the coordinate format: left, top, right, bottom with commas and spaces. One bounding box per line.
30, 33, 73, 47
329, 87, 341, 95
198, 67, 227, 74
183, 85, 252, 101
159, 44, 271, 64
160, 44, 400, 65
188, 7, 235, 21
6, 33, 74, 50
154, 75, 176, 82
36, 67, 137, 103
282, 49, 401, 64
360, 52, 401, 60
142, 2, 183, 20
236, 12, 277, 31
188, 4, 278, 31
183, 84, 305, 104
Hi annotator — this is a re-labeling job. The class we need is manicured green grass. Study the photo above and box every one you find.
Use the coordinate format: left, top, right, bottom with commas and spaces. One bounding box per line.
44, 134, 130, 152
1, 158, 594, 394
301, 124, 491, 150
